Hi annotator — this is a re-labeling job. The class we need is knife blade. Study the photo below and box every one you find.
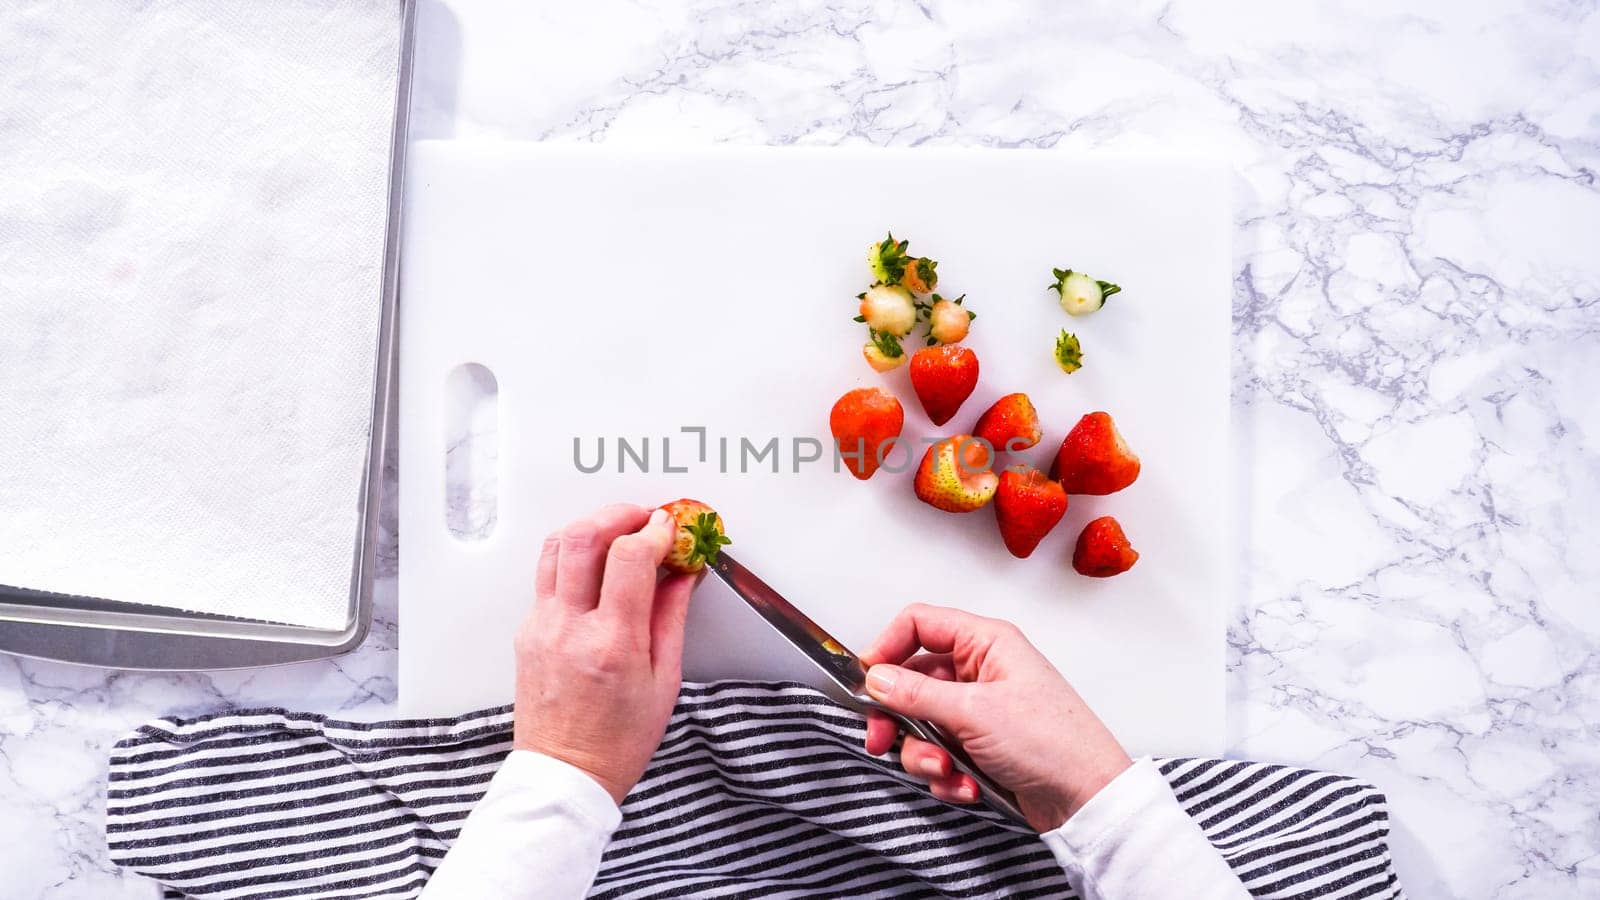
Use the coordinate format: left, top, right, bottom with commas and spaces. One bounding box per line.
705, 552, 1032, 830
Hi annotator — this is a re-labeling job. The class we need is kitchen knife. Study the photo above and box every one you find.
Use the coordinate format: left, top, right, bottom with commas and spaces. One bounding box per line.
705, 552, 1033, 830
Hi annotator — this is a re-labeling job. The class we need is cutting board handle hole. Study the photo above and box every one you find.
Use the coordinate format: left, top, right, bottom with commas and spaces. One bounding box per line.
445, 363, 499, 541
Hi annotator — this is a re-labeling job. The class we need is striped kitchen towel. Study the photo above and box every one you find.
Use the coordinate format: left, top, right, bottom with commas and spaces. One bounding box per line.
107, 682, 1402, 899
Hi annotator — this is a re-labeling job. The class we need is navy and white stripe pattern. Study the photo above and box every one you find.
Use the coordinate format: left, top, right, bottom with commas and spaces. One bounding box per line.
107, 682, 1402, 899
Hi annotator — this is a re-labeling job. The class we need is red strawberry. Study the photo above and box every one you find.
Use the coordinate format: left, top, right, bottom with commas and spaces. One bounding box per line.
913, 435, 998, 513
1072, 516, 1139, 577
994, 466, 1067, 558
1051, 411, 1141, 495
657, 499, 730, 574
973, 393, 1042, 454
829, 387, 905, 480
910, 344, 979, 426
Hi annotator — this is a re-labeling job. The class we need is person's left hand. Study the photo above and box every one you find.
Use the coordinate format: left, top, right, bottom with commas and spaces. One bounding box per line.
513, 504, 698, 805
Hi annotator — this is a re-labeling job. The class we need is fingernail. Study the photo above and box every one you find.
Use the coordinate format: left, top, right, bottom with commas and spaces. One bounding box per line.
648, 508, 671, 530
920, 758, 944, 777
866, 665, 897, 697
956, 783, 977, 802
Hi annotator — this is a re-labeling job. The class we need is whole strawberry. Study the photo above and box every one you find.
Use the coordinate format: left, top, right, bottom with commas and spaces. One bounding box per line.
829, 387, 904, 480
1052, 411, 1141, 495
914, 435, 997, 513
1072, 516, 1139, 577
994, 466, 1067, 558
973, 392, 1042, 454
909, 344, 979, 426
657, 499, 730, 574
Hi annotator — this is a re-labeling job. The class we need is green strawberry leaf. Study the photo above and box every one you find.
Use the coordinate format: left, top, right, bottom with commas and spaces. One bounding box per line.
869, 231, 910, 284
683, 512, 732, 567
868, 328, 905, 359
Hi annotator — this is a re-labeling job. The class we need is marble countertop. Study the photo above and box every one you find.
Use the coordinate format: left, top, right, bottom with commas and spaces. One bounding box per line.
4, 0, 1597, 897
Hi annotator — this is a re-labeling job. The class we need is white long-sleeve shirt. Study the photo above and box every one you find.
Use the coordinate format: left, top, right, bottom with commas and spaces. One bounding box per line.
421, 752, 1249, 900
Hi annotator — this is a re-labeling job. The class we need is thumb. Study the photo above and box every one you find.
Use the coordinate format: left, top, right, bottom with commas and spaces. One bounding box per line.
865, 663, 968, 728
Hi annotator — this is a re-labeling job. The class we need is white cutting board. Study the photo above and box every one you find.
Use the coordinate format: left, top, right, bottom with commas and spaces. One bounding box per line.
398, 143, 1230, 757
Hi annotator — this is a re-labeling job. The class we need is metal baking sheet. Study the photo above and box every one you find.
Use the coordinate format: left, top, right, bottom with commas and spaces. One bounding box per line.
0, 0, 414, 669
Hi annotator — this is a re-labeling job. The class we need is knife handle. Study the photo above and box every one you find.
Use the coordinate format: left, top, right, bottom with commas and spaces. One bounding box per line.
889, 713, 1033, 830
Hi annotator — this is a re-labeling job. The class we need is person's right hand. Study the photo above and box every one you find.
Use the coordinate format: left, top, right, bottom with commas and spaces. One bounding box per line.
860, 603, 1133, 833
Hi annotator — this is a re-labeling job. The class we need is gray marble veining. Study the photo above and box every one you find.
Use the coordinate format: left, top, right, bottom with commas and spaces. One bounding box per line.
2, 0, 1597, 896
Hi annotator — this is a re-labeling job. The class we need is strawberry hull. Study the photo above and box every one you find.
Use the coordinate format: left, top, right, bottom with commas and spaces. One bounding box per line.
658, 499, 731, 574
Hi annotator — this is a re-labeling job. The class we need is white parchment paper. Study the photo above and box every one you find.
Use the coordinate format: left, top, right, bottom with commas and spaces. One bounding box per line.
0, 1, 400, 628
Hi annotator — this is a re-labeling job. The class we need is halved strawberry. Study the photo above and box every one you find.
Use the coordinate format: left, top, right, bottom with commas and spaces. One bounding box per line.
909, 344, 979, 426
658, 499, 730, 574
1072, 516, 1139, 577
994, 466, 1067, 558
914, 435, 998, 513
830, 387, 905, 480
1051, 411, 1140, 495
973, 393, 1041, 454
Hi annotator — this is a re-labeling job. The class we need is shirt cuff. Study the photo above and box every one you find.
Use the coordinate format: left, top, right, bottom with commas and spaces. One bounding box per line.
1039, 758, 1248, 900
493, 750, 624, 834
1040, 758, 1171, 866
